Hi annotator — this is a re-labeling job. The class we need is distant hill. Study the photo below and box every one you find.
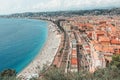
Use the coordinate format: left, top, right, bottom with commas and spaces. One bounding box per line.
1, 8, 120, 18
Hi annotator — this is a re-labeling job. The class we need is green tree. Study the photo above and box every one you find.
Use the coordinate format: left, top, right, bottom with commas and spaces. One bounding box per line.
0, 69, 18, 80
0, 69, 16, 77
110, 54, 120, 69
42, 67, 68, 80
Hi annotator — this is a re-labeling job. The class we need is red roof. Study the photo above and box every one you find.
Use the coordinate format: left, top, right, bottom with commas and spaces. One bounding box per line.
102, 47, 114, 53
96, 31, 105, 35
111, 39, 120, 45
71, 58, 77, 65
99, 36, 110, 42
72, 49, 77, 55
99, 21, 106, 24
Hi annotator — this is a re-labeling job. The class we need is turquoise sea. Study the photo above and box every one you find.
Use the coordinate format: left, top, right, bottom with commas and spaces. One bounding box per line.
0, 18, 48, 73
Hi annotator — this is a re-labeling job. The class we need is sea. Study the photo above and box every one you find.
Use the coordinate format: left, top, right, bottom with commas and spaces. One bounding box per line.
0, 18, 48, 73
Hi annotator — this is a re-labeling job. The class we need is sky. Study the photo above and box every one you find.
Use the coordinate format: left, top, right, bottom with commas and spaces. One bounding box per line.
0, 0, 120, 15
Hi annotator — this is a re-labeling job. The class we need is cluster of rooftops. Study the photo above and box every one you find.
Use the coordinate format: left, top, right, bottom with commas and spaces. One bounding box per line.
61, 15, 120, 72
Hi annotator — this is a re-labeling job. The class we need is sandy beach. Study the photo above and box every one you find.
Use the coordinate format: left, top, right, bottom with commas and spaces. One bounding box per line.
17, 21, 61, 80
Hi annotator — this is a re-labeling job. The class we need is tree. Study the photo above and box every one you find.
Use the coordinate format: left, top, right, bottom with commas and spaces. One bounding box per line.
0, 69, 16, 77
42, 67, 68, 80
110, 54, 120, 69
0, 69, 18, 80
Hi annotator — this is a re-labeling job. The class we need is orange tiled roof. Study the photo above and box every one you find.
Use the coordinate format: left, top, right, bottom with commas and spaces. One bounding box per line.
115, 46, 120, 49
102, 46, 114, 53
94, 44, 114, 53
85, 23, 93, 27
85, 45, 90, 48
111, 27, 117, 33
99, 24, 107, 28
87, 50, 90, 53
99, 21, 106, 24
111, 39, 120, 45
71, 58, 77, 65
86, 31, 93, 37
90, 40, 98, 44
96, 31, 105, 35
76, 23, 84, 27
94, 44, 102, 51
72, 49, 77, 55
99, 36, 110, 42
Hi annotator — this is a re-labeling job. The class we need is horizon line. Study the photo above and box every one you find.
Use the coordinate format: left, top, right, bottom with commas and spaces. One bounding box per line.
0, 7, 120, 16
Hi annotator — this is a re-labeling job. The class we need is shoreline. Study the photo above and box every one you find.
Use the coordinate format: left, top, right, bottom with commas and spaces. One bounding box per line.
17, 21, 61, 80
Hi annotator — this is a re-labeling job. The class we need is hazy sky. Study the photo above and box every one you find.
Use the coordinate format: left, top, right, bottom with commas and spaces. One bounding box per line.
0, 0, 120, 14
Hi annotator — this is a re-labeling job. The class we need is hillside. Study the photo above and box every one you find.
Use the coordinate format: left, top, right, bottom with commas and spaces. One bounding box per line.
0, 8, 120, 18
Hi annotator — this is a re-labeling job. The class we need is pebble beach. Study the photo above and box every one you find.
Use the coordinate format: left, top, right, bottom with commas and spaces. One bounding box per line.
17, 22, 61, 80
